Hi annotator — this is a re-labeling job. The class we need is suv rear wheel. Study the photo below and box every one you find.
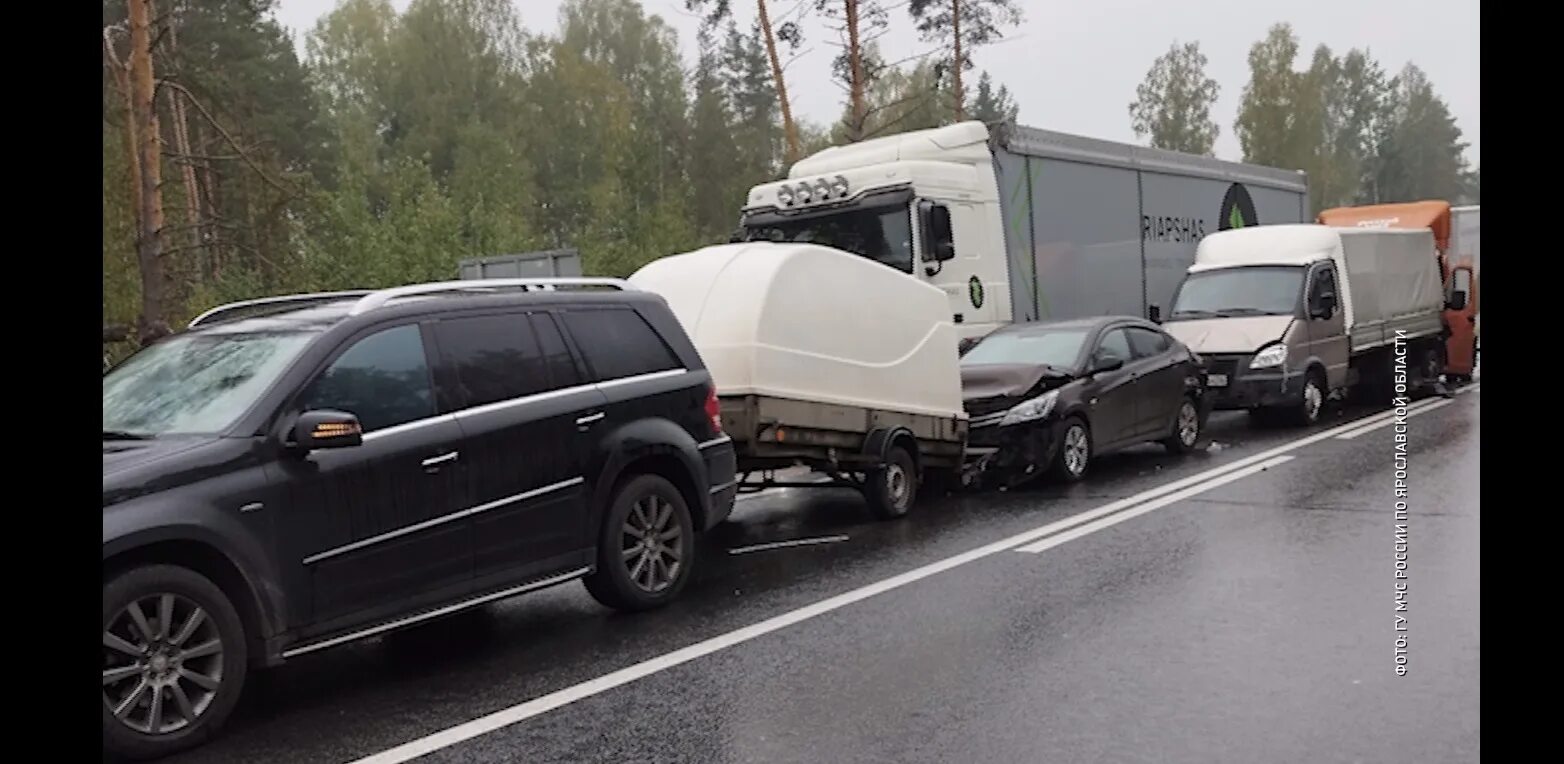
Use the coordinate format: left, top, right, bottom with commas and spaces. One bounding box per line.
585, 474, 696, 611
102, 565, 248, 761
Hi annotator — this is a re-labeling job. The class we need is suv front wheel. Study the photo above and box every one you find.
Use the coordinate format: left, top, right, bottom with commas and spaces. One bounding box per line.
102, 565, 248, 761
585, 474, 696, 611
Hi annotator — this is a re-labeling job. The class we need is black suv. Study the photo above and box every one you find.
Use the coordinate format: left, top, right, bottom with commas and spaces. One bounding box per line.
101, 279, 737, 759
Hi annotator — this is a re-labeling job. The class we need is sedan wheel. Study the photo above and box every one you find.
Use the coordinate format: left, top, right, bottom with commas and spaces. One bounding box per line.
1049, 418, 1091, 482
1163, 399, 1202, 453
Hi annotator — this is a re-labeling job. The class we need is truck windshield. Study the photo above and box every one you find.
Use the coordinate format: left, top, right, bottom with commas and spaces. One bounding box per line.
103, 330, 318, 438
1169, 266, 1304, 319
962, 329, 1089, 370
744, 205, 915, 273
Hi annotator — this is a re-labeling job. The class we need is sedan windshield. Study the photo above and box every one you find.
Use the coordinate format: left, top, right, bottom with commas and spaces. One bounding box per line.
1170, 266, 1304, 318
961, 329, 1089, 370
744, 204, 915, 273
103, 331, 318, 437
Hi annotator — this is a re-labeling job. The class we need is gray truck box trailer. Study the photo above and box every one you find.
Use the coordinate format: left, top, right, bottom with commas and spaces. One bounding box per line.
989, 125, 1309, 323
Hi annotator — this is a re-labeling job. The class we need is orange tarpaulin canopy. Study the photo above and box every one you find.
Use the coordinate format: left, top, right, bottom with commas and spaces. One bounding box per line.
1316, 200, 1451, 253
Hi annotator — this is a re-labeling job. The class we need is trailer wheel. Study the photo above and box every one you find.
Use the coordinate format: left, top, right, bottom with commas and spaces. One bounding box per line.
865, 444, 918, 520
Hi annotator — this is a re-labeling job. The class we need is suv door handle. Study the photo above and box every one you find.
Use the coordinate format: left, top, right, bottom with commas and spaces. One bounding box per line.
421, 451, 459, 471
575, 412, 606, 427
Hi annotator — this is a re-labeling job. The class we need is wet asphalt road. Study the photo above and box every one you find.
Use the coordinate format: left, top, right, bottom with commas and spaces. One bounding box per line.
166, 385, 1480, 764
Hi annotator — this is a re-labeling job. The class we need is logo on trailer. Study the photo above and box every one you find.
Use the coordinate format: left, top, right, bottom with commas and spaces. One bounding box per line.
968, 276, 985, 309
1219, 183, 1259, 230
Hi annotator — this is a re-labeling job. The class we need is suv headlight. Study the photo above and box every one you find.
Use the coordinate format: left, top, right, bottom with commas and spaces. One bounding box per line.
1000, 389, 1060, 426
1249, 343, 1287, 369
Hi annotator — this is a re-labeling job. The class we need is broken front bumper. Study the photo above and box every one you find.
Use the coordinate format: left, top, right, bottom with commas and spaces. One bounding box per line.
964, 417, 1064, 485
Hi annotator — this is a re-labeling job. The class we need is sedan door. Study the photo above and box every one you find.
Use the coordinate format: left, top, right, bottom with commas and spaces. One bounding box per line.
274, 322, 473, 635
429, 311, 603, 588
1125, 326, 1189, 438
1081, 328, 1140, 450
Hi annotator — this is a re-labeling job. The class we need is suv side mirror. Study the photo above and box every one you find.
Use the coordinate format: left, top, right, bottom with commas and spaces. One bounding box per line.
1448, 290, 1468, 311
917, 201, 956, 263
293, 410, 363, 451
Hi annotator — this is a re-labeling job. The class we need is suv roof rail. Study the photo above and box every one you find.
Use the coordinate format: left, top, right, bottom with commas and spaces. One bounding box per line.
347, 278, 634, 316
188, 290, 374, 329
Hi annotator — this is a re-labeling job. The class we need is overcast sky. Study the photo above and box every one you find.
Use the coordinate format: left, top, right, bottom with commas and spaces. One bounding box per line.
273, 0, 1480, 166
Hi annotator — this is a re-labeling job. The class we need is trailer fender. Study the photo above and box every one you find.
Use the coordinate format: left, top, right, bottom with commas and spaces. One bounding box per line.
863, 426, 920, 471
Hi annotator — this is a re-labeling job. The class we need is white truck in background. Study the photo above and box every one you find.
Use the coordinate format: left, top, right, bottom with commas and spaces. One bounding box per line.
736, 121, 1308, 339
1162, 224, 1448, 425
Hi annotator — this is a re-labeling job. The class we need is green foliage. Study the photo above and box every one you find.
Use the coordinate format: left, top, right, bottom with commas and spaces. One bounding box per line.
1129, 41, 1220, 156
968, 72, 1018, 124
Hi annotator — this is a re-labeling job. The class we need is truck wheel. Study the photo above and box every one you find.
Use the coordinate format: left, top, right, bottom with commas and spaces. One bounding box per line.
1291, 371, 1326, 426
103, 565, 249, 761
584, 474, 696, 612
1049, 417, 1091, 481
865, 444, 918, 520
1161, 397, 1203, 453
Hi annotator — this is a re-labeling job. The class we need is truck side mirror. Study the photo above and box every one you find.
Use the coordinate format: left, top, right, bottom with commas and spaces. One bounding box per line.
1448, 290, 1468, 311
918, 201, 956, 263
1148, 305, 1162, 324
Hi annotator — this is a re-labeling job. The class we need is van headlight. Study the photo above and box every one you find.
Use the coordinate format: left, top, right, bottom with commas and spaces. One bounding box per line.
1000, 389, 1060, 426
1249, 343, 1287, 369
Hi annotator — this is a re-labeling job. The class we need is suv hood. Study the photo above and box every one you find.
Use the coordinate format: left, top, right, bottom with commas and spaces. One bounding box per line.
1163, 315, 1293, 355
103, 437, 215, 477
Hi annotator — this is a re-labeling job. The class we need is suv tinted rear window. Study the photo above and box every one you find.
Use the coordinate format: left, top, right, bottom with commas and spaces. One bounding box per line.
433, 314, 549, 408
561, 308, 680, 382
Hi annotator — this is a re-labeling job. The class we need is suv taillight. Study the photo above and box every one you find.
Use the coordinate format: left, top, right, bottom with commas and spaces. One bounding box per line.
704, 385, 723, 436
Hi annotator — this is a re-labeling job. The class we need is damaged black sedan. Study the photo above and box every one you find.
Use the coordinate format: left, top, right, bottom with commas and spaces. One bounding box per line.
961, 316, 1211, 487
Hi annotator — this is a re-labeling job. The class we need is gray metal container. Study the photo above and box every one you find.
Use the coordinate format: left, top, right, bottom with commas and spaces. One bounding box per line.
457, 249, 583, 280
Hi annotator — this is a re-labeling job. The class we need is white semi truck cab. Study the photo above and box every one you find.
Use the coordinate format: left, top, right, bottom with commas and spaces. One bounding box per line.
737, 121, 1308, 341
741, 122, 1010, 336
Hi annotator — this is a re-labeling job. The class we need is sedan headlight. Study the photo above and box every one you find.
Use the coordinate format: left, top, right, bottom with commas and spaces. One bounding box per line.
1249, 343, 1288, 369
1000, 389, 1060, 426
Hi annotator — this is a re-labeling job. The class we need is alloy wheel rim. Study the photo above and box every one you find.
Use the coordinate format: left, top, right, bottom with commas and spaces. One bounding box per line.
103, 593, 224, 735
1178, 402, 1199, 446
622, 495, 683, 593
1064, 425, 1089, 475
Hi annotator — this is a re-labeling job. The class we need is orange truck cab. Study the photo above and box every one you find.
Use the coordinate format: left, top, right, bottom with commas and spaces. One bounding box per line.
1316, 201, 1480, 381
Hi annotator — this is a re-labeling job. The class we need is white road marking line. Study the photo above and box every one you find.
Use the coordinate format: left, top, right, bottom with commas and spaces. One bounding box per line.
1014, 456, 1294, 554
343, 408, 1416, 764
729, 535, 851, 555
1335, 399, 1455, 440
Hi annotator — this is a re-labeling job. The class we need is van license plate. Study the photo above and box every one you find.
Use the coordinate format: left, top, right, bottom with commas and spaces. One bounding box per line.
1208, 374, 1229, 388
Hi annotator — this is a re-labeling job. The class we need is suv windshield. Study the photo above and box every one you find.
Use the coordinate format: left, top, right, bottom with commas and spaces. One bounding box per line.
744, 204, 915, 273
962, 329, 1089, 370
1169, 266, 1304, 319
103, 331, 318, 437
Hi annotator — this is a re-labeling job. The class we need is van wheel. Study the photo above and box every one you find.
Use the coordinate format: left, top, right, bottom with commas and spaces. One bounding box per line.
866, 444, 918, 520
1162, 398, 1203, 453
1291, 371, 1326, 425
1050, 417, 1091, 481
584, 474, 696, 612
103, 565, 248, 761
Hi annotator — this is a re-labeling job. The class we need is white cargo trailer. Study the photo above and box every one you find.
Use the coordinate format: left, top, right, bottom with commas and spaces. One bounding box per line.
739, 121, 1308, 339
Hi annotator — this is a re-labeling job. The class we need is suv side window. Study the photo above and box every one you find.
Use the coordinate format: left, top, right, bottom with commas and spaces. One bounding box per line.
432, 314, 549, 408
1093, 328, 1133, 366
301, 324, 434, 433
561, 308, 680, 382
530, 313, 584, 390
1126, 327, 1171, 359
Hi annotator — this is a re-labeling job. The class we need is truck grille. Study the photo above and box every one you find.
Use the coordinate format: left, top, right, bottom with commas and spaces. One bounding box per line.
1203, 355, 1245, 380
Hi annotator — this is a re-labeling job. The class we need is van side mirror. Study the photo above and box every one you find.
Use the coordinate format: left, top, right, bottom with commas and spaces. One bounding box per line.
917, 201, 956, 263
1311, 290, 1337, 319
1448, 290, 1468, 311
1148, 305, 1162, 324
292, 410, 363, 451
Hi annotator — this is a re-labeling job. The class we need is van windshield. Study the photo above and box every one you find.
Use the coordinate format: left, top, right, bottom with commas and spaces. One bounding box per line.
103, 331, 318, 438
742, 204, 915, 273
1169, 266, 1304, 319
